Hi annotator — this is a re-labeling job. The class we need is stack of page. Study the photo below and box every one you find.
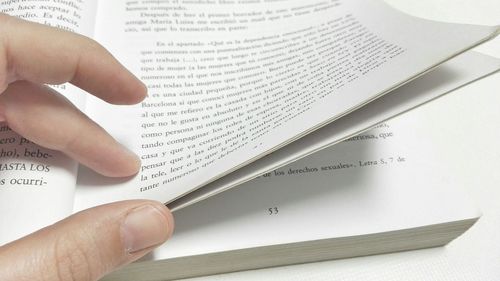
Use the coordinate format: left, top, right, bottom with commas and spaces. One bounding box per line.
0, 0, 499, 280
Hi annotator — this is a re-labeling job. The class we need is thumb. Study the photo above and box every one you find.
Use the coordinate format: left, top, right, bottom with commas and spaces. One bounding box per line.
0, 200, 174, 281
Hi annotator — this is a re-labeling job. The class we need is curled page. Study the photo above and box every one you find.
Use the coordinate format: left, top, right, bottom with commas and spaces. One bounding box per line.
76, 0, 499, 209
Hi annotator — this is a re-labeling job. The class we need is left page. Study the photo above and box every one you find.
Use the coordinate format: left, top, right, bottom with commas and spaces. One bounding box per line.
0, 0, 98, 245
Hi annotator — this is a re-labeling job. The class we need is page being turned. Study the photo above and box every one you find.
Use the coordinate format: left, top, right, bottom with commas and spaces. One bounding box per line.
0, 0, 98, 245
76, 0, 497, 209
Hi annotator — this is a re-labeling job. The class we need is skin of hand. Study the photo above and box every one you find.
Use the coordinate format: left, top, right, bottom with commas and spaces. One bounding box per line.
0, 14, 174, 281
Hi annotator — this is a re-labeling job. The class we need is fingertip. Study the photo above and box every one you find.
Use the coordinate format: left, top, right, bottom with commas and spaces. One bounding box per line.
0, 199, 174, 281
95, 145, 142, 178
116, 143, 142, 176
134, 79, 148, 103
121, 202, 174, 254
150, 201, 175, 240
112, 70, 148, 105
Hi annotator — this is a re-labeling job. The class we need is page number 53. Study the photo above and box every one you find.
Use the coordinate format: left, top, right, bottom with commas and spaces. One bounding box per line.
268, 207, 279, 215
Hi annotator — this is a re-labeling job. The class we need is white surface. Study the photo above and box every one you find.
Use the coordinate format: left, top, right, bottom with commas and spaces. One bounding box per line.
154, 117, 480, 259
181, 1, 500, 280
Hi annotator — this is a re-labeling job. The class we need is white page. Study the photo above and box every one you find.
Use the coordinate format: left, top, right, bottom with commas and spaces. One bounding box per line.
170, 51, 500, 209
0, 1, 98, 245
76, 0, 498, 210
148, 116, 479, 260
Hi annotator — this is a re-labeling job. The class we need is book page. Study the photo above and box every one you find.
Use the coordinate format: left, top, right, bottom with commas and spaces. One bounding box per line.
76, 0, 497, 209
0, 0, 98, 245
0, 124, 77, 244
170, 51, 500, 209
148, 116, 479, 260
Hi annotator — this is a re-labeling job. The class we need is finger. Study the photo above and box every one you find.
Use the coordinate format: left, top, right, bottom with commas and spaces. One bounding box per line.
0, 200, 174, 281
0, 13, 146, 104
0, 81, 140, 177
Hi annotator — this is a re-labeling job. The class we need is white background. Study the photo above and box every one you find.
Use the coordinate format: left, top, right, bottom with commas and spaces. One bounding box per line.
183, 1, 500, 280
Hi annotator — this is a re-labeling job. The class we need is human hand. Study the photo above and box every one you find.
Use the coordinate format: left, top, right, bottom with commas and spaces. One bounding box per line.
0, 14, 174, 281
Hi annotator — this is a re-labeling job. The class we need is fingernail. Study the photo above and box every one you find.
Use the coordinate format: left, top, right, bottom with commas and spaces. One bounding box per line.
121, 205, 172, 253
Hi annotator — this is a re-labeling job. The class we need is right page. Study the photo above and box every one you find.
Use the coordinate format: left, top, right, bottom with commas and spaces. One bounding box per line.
76, 0, 498, 209
170, 51, 500, 209
139, 114, 480, 266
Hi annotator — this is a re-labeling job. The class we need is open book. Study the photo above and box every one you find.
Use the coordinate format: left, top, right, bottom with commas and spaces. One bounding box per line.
105, 50, 500, 281
1, 0, 500, 274
76, 0, 500, 211
104, 109, 483, 281
3, 0, 498, 211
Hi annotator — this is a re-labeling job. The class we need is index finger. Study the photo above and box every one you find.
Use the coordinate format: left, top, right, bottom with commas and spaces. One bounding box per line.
0, 13, 146, 104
